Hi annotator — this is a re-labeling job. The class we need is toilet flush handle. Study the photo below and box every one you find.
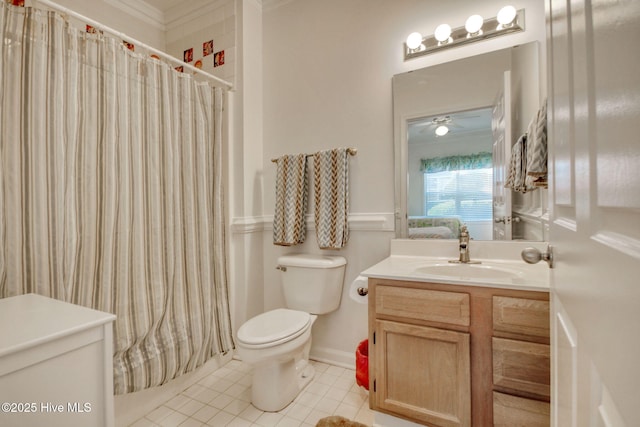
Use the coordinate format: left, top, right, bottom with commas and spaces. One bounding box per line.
276, 265, 287, 272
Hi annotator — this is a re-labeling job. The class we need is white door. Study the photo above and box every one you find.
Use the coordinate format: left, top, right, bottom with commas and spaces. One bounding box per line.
492, 71, 512, 240
547, 0, 640, 426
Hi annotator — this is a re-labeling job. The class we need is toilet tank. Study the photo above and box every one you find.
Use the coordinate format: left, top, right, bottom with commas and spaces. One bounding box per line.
277, 254, 347, 315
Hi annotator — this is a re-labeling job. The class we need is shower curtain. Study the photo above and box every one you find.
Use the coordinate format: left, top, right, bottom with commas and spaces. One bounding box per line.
0, 3, 234, 394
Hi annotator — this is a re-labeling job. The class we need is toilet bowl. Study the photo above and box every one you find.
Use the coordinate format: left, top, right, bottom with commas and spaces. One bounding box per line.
235, 254, 347, 412
236, 309, 317, 412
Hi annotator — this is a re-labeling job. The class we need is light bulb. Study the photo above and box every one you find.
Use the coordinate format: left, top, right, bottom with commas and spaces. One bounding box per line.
406, 32, 423, 50
497, 5, 517, 26
435, 125, 449, 136
465, 14, 484, 34
434, 24, 452, 43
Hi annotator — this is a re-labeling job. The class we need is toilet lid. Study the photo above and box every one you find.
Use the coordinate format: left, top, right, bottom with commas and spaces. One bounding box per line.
237, 308, 311, 346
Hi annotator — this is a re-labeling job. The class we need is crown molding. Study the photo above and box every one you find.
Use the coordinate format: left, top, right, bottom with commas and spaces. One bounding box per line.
105, 0, 165, 30
162, 0, 231, 31
104, 0, 294, 33
105, 0, 230, 32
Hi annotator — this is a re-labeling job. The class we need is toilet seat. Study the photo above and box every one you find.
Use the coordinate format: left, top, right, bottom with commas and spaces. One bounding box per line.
237, 308, 311, 349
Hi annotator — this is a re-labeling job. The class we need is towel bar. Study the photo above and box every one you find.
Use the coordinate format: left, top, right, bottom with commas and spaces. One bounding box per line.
270, 148, 357, 163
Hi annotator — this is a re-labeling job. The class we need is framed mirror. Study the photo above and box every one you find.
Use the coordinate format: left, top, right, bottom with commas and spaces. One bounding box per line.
393, 42, 548, 241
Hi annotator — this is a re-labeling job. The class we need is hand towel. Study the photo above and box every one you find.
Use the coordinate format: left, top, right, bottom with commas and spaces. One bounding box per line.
525, 101, 548, 188
313, 148, 350, 249
505, 133, 529, 192
273, 154, 308, 246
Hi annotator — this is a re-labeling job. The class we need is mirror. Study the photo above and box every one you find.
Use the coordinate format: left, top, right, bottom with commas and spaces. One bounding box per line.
393, 42, 547, 241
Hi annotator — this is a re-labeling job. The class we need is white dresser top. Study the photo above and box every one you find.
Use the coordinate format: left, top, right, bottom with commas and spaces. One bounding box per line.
0, 294, 115, 358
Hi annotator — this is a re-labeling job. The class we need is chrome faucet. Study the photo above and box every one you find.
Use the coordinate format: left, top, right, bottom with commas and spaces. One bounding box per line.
450, 225, 481, 264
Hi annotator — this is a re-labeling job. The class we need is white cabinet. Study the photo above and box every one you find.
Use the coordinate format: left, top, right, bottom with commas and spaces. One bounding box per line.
0, 294, 116, 427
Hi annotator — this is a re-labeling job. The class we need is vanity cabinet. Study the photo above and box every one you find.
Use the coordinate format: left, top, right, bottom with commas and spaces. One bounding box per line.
368, 278, 550, 427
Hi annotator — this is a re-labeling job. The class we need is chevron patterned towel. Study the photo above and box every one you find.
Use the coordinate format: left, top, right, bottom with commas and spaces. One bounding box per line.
505, 132, 535, 193
313, 148, 350, 249
525, 100, 548, 188
273, 154, 308, 246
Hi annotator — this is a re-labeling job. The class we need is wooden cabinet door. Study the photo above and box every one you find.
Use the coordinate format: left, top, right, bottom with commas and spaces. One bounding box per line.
373, 319, 471, 427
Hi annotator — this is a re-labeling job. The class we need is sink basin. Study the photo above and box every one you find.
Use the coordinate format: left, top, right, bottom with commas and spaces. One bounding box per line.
414, 263, 522, 280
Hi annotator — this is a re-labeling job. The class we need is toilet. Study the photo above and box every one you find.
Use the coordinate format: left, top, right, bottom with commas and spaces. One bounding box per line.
236, 253, 347, 412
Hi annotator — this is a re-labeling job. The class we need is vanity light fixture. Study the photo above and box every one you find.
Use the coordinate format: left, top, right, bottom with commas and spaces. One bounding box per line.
497, 5, 517, 27
434, 24, 452, 44
465, 14, 484, 36
404, 6, 525, 61
406, 31, 424, 51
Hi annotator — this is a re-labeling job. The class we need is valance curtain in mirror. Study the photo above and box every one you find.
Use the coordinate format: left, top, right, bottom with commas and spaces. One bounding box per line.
420, 152, 493, 172
421, 152, 493, 221
0, 3, 234, 393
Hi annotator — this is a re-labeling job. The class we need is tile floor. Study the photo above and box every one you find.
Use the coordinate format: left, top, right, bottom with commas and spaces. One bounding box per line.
128, 359, 374, 427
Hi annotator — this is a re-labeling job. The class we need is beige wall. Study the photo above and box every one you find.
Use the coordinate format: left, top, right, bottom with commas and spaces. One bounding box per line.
30, 0, 548, 370
259, 0, 547, 366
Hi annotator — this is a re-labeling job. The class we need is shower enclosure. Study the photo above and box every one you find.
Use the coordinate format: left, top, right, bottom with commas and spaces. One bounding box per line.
0, 1, 234, 394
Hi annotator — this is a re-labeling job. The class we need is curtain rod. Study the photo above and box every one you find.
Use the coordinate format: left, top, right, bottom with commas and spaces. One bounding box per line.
270, 148, 357, 163
34, 0, 233, 90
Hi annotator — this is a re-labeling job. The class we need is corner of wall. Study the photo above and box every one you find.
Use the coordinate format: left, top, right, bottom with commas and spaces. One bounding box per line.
229, 0, 267, 331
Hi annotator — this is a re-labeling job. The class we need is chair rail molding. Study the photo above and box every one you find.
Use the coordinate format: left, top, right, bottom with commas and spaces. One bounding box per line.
230, 213, 395, 234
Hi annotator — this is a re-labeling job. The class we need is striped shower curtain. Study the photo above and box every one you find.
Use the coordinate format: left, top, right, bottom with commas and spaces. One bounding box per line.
0, 3, 234, 393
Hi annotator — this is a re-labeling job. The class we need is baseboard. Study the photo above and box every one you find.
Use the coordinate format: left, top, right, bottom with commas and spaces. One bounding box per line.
310, 346, 356, 371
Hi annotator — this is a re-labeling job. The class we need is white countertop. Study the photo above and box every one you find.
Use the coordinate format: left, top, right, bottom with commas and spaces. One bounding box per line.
360, 239, 550, 292
0, 293, 116, 358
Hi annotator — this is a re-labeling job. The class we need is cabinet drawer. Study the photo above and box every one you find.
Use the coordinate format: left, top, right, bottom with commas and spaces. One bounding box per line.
493, 296, 549, 340
493, 337, 550, 399
376, 285, 470, 327
493, 392, 549, 427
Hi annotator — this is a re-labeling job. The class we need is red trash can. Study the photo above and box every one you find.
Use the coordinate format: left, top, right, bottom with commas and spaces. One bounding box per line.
355, 339, 369, 390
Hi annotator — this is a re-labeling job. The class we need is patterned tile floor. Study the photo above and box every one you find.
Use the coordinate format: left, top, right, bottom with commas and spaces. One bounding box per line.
128, 360, 374, 427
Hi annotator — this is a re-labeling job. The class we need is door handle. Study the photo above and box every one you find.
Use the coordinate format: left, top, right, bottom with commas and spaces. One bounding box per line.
521, 246, 554, 268
495, 216, 521, 224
